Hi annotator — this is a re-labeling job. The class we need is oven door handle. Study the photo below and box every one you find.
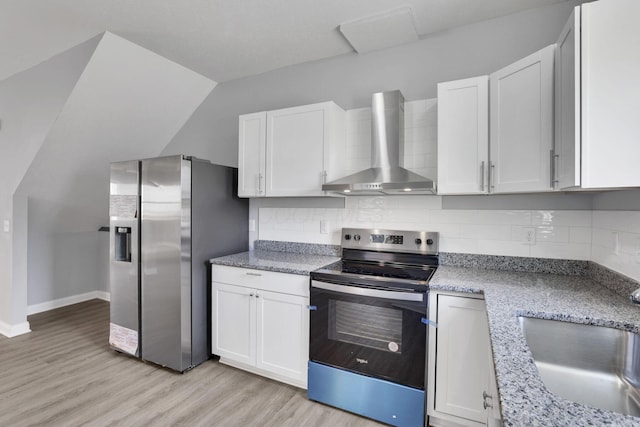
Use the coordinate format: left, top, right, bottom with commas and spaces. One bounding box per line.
311, 280, 424, 302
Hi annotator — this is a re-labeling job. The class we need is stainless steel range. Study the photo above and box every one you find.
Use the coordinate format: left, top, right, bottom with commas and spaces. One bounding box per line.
308, 228, 438, 427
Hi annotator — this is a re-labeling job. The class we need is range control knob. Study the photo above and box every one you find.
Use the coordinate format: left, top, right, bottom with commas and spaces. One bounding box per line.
414, 238, 422, 245
344, 234, 351, 241
426, 238, 434, 245
353, 234, 361, 241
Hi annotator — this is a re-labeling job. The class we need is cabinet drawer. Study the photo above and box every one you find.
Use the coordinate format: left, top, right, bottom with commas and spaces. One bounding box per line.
212, 265, 309, 297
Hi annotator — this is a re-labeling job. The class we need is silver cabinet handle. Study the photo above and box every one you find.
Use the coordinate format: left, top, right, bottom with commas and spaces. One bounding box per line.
257, 173, 263, 195
483, 390, 493, 409
246, 272, 262, 277
550, 149, 559, 188
480, 161, 485, 191
322, 170, 327, 184
489, 161, 496, 191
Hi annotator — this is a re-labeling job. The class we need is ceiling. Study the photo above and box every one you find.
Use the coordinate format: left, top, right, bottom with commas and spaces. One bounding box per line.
0, 0, 569, 83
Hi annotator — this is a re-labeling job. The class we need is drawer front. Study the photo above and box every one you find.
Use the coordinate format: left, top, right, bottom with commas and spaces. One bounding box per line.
212, 265, 309, 297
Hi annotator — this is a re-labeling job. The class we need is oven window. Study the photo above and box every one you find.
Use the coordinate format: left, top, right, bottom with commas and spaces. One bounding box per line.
328, 300, 403, 353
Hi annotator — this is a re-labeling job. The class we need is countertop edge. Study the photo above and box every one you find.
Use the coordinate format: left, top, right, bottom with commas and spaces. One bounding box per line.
209, 250, 340, 276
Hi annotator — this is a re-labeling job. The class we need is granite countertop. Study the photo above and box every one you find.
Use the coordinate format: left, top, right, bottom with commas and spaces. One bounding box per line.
209, 249, 340, 276
430, 266, 640, 426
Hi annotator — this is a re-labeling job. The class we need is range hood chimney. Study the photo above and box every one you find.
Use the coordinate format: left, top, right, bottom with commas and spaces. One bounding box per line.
322, 90, 435, 195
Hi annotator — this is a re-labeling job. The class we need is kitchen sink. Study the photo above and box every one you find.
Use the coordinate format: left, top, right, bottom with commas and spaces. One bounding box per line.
518, 316, 640, 417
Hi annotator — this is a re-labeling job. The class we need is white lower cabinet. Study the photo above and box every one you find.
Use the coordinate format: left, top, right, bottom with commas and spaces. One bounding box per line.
212, 265, 309, 389
427, 291, 502, 427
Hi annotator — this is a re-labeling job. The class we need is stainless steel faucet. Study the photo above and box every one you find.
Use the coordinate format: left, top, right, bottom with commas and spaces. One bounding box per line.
631, 288, 640, 304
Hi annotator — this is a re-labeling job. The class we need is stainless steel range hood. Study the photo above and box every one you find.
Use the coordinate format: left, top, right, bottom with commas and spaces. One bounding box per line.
322, 90, 435, 195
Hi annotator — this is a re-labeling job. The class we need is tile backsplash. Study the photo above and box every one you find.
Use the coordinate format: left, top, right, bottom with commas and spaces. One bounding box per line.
258, 196, 592, 260
258, 202, 640, 281
591, 210, 640, 283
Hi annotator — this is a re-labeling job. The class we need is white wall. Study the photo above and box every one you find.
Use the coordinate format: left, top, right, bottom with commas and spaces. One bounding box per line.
592, 211, 640, 282
259, 198, 593, 259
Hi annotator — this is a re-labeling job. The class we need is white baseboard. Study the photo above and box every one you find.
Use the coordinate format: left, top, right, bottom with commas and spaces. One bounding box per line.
95, 291, 111, 302
27, 290, 111, 315
0, 320, 31, 338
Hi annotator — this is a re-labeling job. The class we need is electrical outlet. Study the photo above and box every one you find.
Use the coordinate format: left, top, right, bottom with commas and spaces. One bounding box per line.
613, 232, 620, 255
3, 219, 10, 232
523, 227, 536, 245
320, 220, 329, 234
248, 219, 256, 232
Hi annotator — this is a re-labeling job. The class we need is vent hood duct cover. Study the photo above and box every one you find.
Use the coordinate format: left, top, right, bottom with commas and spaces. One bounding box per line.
322, 90, 435, 195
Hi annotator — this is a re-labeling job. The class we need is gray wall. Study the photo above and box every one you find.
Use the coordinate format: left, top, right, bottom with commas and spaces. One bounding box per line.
19, 33, 215, 308
0, 36, 100, 326
163, 0, 581, 167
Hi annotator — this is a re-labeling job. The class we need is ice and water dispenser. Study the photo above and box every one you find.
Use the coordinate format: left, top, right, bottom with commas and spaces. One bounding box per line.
114, 226, 132, 262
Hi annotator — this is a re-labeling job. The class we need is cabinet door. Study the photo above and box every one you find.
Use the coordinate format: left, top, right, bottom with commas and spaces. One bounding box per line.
555, 7, 581, 190
434, 294, 490, 423
212, 282, 256, 366
238, 112, 267, 197
581, 0, 640, 188
490, 45, 555, 193
265, 104, 327, 197
437, 76, 489, 195
255, 289, 309, 387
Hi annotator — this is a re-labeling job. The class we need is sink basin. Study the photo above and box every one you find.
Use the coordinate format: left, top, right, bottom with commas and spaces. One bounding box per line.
518, 316, 640, 417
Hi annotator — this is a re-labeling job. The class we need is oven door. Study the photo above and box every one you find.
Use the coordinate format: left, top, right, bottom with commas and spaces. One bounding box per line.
309, 278, 427, 389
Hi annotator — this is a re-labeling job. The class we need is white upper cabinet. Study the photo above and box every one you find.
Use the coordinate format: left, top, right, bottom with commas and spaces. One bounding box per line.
555, 8, 581, 189
238, 112, 267, 197
211, 265, 310, 388
238, 101, 346, 197
489, 44, 555, 194
555, 0, 640, 189
438, 45, 554, 195
437, 76, 489, 195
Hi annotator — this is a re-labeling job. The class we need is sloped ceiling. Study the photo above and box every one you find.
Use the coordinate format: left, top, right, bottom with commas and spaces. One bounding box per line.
0, 0, 571, 83
15, 32, 217, 234
0, 36, 101, 218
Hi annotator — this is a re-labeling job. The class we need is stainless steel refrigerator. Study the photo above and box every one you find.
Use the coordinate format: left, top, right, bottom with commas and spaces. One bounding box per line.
108, 155, 248, 372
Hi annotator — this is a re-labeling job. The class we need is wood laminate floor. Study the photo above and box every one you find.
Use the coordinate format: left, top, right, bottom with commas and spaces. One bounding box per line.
0, 300, 385, 427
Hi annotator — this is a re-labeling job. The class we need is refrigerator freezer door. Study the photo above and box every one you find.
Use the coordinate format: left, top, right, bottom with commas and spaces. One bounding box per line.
141, 155, 192, 371
109, 160, 140, 356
